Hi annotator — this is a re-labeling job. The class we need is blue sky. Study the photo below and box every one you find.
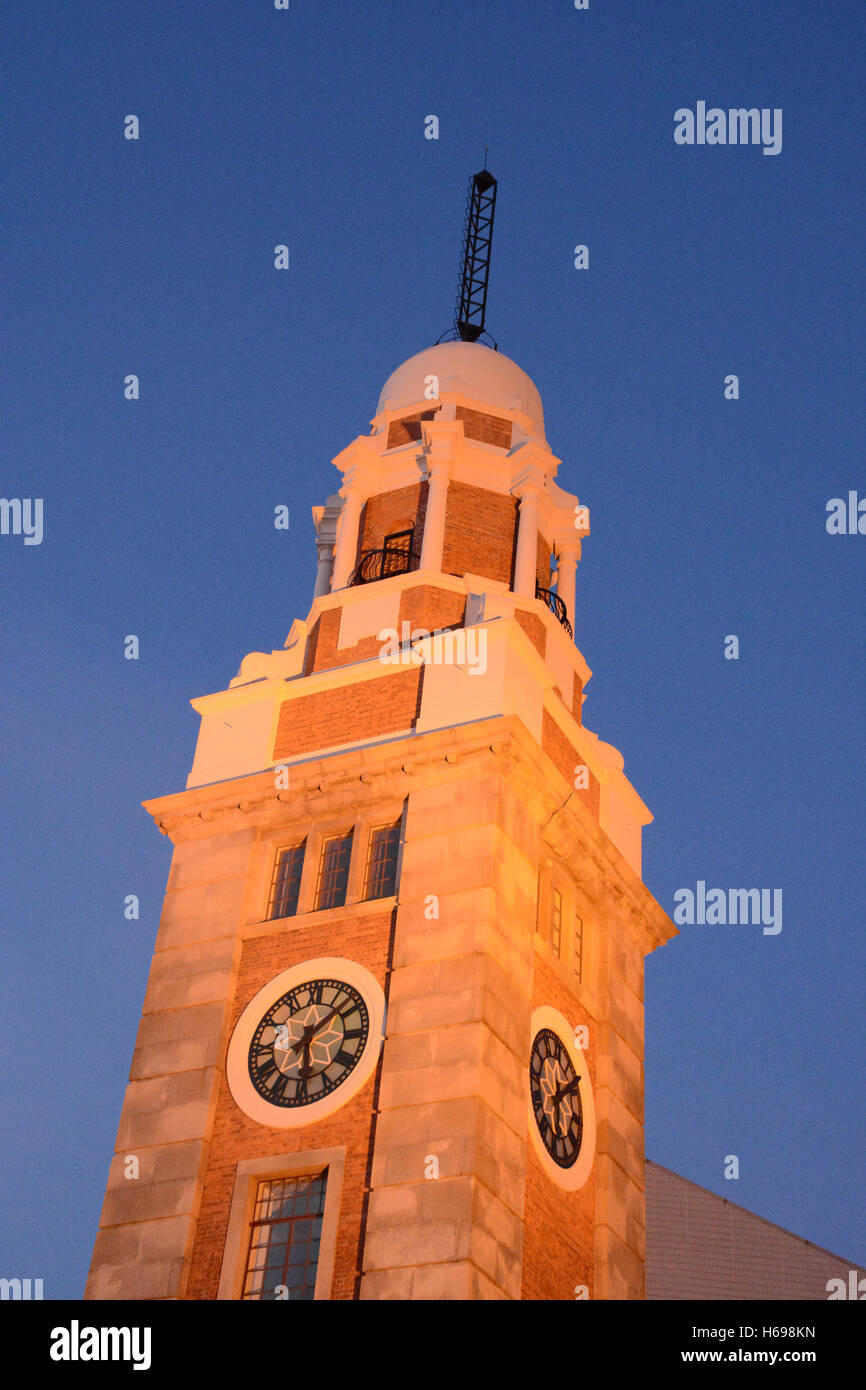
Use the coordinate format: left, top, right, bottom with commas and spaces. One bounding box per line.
2, 1, 864, 1296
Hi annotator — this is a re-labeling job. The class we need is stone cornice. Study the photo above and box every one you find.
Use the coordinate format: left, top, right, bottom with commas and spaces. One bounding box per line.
368, 391, 542, 447
144, 712, 675, 958
325, 427, 579, 530
145, 721, 515, 842
330, 434, 382, 494
419, 418, 464, 460
510, 442, 559, 495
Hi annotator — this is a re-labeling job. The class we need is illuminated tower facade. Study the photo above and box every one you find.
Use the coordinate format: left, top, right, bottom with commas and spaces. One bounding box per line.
86, 335, 674, 1301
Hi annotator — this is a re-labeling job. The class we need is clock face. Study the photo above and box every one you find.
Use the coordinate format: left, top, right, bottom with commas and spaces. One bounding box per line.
526, 1006, 596, 1190
248, 978, 370, 1108
227, 957, 386, 1129
530, 1027, 584, 1169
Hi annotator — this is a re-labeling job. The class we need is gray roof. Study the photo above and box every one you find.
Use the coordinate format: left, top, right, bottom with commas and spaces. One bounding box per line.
646, 1160, 864, 1300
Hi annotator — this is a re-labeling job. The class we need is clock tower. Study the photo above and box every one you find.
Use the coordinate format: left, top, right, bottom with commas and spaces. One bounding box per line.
86, 337, 675, 1301
86, 174, 675, 1298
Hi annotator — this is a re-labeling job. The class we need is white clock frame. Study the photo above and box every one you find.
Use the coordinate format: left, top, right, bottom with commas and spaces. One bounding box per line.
227, 956, 386, 1128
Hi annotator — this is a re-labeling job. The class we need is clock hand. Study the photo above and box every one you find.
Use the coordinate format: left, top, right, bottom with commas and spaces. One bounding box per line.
293, 1009, 342, 1067
307, 1006, 341, 1038
298, 1038, 314, 1079
552, 1074, 582, 1105
279, 1006, 341, 1059
277, 1024, 313, 1058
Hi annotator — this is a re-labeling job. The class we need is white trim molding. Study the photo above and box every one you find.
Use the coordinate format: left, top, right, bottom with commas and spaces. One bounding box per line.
217, 1146, 347, 1300
226, 957, 386, 1128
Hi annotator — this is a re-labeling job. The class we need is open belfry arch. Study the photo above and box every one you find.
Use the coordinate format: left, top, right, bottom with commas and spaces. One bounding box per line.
86, 172, 675, 1301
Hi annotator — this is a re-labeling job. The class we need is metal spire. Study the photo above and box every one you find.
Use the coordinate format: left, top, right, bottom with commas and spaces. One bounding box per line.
454, 167, 498, 343
437, 168, 499, 348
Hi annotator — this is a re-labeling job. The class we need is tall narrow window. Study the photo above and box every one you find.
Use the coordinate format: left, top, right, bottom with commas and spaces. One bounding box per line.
573, 913, 583, 982
242, 1172, 326, 1301
365, 822, 401, 899
269, 843, 305, 920
551, 889, 562, 957
381, 529, 414, 576
316, 831, 353, 910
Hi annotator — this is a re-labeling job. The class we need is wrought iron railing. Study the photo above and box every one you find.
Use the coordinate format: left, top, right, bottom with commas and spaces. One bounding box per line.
349, 547, 421, 587
536, 583, 573, 639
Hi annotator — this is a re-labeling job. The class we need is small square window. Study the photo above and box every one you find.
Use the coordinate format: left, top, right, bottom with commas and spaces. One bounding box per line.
365, 822, 401, 899
551, 889, 562, 957
269, 843, 306, 920
316, 832, 353, 911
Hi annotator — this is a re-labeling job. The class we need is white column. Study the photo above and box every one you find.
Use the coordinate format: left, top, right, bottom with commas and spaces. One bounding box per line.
557, 542, 578, 632
419, 460, 450, 572
311, 495, 343, 599
513, 485, 541, 597
313, 540, 334, 598
330, 487, 365, 590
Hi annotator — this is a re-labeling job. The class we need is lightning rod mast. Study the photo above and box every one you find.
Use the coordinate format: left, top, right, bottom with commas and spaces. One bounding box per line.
439, 164, 498, 348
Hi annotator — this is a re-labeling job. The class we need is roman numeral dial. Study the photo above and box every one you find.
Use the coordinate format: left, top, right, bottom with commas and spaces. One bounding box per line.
530, 1027, 584, 1169
248, 978, 370, 1109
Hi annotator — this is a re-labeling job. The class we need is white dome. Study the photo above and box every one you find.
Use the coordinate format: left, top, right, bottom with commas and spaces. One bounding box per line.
376, 342, 546, 443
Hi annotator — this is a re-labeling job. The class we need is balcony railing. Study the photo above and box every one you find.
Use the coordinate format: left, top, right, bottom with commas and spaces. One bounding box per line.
536, 583, 573, 639
348, 547, 421, 587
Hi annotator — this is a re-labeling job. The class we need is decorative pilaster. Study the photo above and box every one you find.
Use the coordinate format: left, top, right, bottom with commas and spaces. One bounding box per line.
415, 440, 458, 579
330, 487, 365, 590
311, 494, 344, 599
513, 484, 542, 597
556, 542, 579, 631
418, 419, 461, 572
420, 460, 450, 571
329, 437, 381, 591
